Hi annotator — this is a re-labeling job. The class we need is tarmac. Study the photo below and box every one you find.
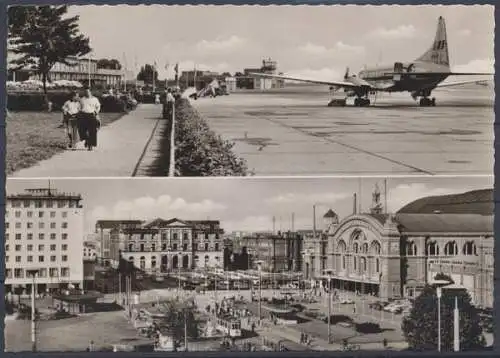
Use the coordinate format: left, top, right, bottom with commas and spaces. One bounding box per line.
191, 85, 494, 176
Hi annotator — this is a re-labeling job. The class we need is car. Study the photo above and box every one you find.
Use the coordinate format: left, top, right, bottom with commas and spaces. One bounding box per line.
369, 302, 386, 311
339, 298, 354, 304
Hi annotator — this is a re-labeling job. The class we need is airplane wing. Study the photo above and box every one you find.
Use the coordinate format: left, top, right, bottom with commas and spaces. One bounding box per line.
384, 71, 494, 76
435, 79, 493, 88
248, 72, 359, 89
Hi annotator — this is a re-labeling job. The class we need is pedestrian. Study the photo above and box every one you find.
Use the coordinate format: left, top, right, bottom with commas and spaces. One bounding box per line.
155, 93, 161, 105
61, 91, 81, 150
163, 88, 175, 119
79, 87, 101, 151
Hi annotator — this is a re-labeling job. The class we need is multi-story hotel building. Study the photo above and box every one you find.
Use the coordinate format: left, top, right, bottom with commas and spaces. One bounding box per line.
4, 188, 84, 294
303, 187, 494, 309
121, 218, 224, 274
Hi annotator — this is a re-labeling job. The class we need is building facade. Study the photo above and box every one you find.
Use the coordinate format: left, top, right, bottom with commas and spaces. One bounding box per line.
7, 51, 123, 88
120, 218, 224, 274
4, 188, 84, 293
303, 188, 494, 308
94, 220, 144, 267
239, 231, 303, 272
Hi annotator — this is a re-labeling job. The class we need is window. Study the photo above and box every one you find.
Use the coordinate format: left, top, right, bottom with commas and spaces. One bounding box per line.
5, 269, 12, 278
162, 244, 167, 251
128, 244, 133, 251
47, 200, 53, 208
5, 244, 9, 251
23, 200, 30, 208
183, 243, 188, 251
15, 233, 22, 240
28, 256, 33, 262
215, 243, 219, 251
62, 244, 68, 251
58, 201, 65, 208
205, 243, 209, 251
39, 222, 45, 229
15, 222, 21, 229
16, 256, 21, 262
151, 257, 157, 268
11, 200, 21, 208
34, 200, 42, 208
50, 256, 56, 262
14, 268, 24, 278
376, 258, 380, 273
62, 222, 68, 229
151, 244, 156, 252
50, 233, 56, 240
39, 233, 45, 240
5, 233, 9, 240
342, 256, 346, 270
50, 223, 56, 229
50, 244, 56, 251
5, 256, 9, 263
15, 211, 21, 218
173, 243, 178, 250
61, 268, 70, 277
27, 211, 33, 217
61, 233, 68, 240
27, 244, 33, 251
62, 212, 68, 218
444, 241, 458, 256
50, 211, 56, 218
183, 233, 188, 241
15, 245, 21, 251
62, 255, 68, 262
49, 268, 58, 277
5, 222, 9, 229
140, 244, 144, 252
407, 242, 417, 256
462, 241, 477, 256
38, 211, 44, 218
27, 233, 33, 240
38, 244, 44, 251
39, 256, 44, 262
27, 222, 33, 229
173, 233, 178, 240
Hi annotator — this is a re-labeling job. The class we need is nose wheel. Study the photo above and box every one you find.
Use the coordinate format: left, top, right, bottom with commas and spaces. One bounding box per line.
419, 97, 436, 107
354, 98, 371, 107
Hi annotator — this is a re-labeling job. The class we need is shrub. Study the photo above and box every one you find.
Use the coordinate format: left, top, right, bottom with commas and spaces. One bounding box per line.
173, 99, 248, 176
354, 322, 382, 334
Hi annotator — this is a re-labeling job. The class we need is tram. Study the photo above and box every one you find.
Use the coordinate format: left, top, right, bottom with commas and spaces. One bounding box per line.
215, 315, 242, 338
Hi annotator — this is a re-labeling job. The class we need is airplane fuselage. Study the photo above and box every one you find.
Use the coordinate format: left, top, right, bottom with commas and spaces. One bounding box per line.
356, 61, 450, 94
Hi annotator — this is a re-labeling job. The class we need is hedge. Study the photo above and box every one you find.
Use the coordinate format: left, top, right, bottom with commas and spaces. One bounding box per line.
7, 91, 136, 113
173, 99, 249, 176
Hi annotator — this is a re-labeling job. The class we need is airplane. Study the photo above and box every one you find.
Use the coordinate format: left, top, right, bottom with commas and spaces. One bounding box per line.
249, 16, 494, 107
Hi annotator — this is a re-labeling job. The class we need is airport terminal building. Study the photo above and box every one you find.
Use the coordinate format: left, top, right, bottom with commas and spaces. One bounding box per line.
303, 188, 494, 309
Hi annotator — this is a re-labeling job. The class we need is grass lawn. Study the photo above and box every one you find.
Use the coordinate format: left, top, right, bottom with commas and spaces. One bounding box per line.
6, 111, 125, 175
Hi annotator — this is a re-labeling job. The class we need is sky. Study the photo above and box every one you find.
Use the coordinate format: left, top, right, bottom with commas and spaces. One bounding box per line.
64, 5, 495, 80
6, 176, 493, 236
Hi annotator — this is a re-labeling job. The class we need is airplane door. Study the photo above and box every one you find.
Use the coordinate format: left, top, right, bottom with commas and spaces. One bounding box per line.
393, 62, 404, 81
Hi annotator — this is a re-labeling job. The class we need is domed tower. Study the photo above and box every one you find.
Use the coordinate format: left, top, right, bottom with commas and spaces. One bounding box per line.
323, 209, 339, 231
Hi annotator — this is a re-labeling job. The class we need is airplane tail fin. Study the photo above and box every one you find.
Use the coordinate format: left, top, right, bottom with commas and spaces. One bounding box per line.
415, 16, 450, 68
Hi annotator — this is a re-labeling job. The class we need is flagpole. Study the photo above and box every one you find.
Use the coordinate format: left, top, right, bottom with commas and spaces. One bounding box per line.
153, 62, 156, 92
454, 296, 460, 352
134, 55, 138, 89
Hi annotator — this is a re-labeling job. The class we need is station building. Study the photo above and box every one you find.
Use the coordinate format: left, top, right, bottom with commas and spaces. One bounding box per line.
120, 218, 224, 274
303, 187, 494, 309
4, 188, 85, 294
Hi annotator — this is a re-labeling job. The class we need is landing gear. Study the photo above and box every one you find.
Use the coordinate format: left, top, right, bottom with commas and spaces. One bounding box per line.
419, 97, 436, 107
354, 97, 370, 107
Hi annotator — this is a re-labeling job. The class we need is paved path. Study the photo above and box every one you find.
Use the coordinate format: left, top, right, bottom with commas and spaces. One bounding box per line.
11, 104, 163, 178
191, 86, 494, 176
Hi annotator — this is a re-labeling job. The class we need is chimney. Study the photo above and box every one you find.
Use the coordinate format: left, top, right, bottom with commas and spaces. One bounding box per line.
353, 193, 357, 214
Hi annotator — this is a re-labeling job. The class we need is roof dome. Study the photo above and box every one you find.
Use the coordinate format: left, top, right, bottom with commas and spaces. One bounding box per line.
323, 209, 338, 218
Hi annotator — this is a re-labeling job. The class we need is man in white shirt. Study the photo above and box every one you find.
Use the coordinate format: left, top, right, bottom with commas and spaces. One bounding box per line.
163, 88, 176, 119
79, 88, 101, 151
62, 91, 81, 149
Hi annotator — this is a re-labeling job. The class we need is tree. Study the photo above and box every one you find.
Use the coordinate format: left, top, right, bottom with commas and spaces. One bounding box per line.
97, 58, 122, 70
137, 64, 159, 84
402, 285, 485, 351
152, 299, 201, 351
8, 6, 91, 98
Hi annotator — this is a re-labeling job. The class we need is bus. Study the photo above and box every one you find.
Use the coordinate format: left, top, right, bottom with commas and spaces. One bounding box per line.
215, 315, 242, 338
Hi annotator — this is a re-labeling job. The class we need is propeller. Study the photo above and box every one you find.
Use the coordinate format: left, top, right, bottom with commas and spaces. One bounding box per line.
344, 67, 350, 80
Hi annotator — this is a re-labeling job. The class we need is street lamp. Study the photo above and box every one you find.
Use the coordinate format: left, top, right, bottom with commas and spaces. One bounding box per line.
323, 269, 334, 344
255, 260, 263, 323
437, 286, 442, 352
26, 269, 40, 352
